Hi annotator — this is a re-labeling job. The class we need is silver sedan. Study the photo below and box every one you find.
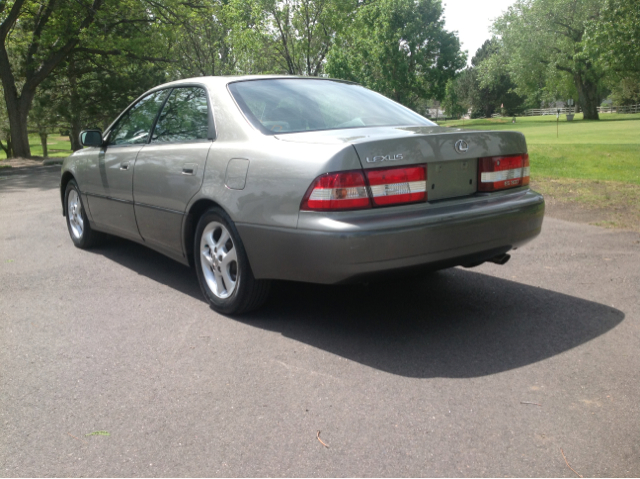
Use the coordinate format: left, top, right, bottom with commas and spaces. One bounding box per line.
60, 76, 544, 314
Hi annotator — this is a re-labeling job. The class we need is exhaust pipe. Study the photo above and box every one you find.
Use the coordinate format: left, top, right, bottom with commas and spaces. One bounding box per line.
488, 253, 511, 265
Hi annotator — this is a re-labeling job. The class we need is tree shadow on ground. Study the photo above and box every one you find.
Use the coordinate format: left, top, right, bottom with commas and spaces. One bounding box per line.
89, 235, 624, 379
0, 165, 60, 193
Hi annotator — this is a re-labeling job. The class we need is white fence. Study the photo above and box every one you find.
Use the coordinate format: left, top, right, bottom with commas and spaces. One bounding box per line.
521, 104, 639, 116
596, 104, 640, 114
523, 107, 576, 116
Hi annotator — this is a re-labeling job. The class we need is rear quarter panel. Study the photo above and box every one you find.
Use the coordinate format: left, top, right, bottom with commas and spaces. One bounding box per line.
191, 82, 363, 229
196, 138, 361, 228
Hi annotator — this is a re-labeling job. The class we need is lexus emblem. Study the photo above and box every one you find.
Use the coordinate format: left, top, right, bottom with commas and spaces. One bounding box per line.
454, 139, 469, 154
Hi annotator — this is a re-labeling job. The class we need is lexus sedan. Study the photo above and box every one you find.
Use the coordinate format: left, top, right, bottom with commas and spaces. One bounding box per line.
61, 76, 544, 314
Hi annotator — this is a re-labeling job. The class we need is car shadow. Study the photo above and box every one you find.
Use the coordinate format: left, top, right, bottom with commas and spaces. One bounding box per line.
243, 273, 623, 378
88, 236, 203, 300
88, 236, 624, 379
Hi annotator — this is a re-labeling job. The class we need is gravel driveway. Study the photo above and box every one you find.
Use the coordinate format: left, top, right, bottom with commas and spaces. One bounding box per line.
1, 166, 638, 477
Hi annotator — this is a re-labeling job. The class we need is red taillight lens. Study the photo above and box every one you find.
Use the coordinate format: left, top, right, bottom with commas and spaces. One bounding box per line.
301, 170, 371, 210
366, 165, 427, 206
522, 154, 530, 186
301, 165, 428, 211
478, 153, 530, 191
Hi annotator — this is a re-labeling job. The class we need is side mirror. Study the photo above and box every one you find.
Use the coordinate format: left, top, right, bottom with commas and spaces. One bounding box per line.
80, 129, 103, 147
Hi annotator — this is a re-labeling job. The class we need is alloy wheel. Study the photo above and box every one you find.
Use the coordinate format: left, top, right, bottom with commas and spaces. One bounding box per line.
200, 221, 238, 299
67, 189, 84, 239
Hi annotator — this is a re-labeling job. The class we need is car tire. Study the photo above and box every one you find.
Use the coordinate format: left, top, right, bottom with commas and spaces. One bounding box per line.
65, 179, 100, 249
194, 207, 270, 315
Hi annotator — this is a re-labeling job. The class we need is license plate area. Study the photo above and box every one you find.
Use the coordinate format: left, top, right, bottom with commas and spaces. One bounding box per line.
427, 159, 477, 201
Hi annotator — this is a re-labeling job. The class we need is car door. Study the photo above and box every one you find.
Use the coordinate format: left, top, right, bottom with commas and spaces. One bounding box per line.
84, 89, 170, 240
133, 86, 213, 258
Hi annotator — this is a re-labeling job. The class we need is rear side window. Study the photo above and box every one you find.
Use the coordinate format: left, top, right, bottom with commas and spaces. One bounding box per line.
108, 90, 170, 145
151, 87, 209, 143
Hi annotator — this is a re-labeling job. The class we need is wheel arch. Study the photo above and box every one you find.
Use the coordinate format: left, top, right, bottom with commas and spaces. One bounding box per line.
184, 198, 233, 268
60, 171, 76, 216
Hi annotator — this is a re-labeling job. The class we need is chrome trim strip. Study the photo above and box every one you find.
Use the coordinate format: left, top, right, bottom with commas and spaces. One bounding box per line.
134, 202, 184, 216
85, 192, 184, 215
85, 192, 132, 205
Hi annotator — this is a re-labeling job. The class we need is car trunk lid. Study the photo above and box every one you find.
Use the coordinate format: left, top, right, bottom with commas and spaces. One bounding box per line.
276, 126, 527, 201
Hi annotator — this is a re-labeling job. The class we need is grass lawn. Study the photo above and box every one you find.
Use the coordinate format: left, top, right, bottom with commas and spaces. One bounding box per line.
438, 113, 640, 231
438, 112, 640, 145
0, 134, 72, 161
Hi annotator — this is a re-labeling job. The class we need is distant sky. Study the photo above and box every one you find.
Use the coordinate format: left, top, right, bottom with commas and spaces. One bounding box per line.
442, 0, 518, 65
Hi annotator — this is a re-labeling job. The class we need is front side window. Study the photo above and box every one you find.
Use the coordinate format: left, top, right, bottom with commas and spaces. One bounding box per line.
151, 87, 209, 143
228, 79, 434, 135
108, 90, 170, 146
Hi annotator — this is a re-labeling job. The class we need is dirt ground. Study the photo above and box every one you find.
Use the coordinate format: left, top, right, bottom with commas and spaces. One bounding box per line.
0, 157, 48, 168
531, 178, 640, 233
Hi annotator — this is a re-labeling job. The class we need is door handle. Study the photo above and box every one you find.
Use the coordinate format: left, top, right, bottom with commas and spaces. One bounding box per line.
182, 163, 198, 176
120, 162, 129, 170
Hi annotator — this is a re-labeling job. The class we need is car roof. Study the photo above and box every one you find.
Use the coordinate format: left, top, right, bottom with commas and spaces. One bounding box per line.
103, 75, 360, 136
152, 75, 358, 91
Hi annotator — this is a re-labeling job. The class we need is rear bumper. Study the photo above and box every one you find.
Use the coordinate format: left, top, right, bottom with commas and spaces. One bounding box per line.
237, 188, 545, 284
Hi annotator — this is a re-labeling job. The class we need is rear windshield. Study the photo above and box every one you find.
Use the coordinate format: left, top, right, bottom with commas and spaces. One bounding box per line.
228, 79, 434, 135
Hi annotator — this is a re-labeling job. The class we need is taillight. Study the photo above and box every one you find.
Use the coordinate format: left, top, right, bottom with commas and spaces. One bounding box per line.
301, 165, 427, 211
478, 153, 530, 192
522, 154, 530, 186
365, 165, 427, 206
301, 170, 371, 210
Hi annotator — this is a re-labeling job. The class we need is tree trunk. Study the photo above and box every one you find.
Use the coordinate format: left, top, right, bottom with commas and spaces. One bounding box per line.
0, 47, 36, 158
39, 129, 48, 157
68, 59, 83, 152
69, 119, 82, 152
4, 94, 33, 158
575, 73, 599, 120
0, 128, 12, 158
484, 104, 495, 118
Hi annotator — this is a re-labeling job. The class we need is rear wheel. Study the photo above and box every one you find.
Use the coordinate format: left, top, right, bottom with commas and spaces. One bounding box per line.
65, 179, 100, 249
194, 207, 270, 314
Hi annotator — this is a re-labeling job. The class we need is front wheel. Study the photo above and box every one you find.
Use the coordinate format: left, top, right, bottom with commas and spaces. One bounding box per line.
194, 208, 270, 315
65, 179, 100, 249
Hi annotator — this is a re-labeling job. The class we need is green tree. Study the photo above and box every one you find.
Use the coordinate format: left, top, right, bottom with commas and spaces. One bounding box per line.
35, 51, 168, 152
442, 77, 467, 118
0, 86, 11, 157
0, 0, 196, 158
448, 40, 525, 119
172, 1, 238, 77
471, 39, 525, 117
0, 0, 105, 158
585, 0, 639, 107
607, 77, 640, 106
585, 0, 640, 80
232, 0, 356, 76
492, 0, 605, 120
325, 0, 465, 110
270, 0, 356, 76
29, 88, 58, 157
